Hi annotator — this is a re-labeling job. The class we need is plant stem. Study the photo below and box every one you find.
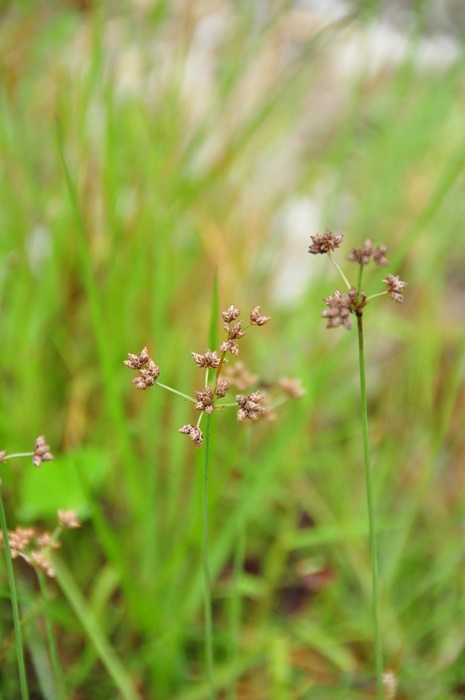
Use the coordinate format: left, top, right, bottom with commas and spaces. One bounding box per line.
37, 572, 66, 700
3, 453, 33, 460
328, 251, 352, 290
0, 492, 29, 700
156, 382, 196, 402
227, 428, 250, 700
356, 313, 384, 699
202, 414, 215, 699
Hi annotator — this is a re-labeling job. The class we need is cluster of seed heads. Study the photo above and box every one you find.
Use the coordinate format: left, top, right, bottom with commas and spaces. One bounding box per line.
1, 438, 83, 577
309, 231, 407, 330
125, 305, 304, 448
0, 510, 81, 578
0, 435, 54, 469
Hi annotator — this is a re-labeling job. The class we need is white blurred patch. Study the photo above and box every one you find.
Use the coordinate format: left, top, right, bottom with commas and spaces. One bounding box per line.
294, 0, 351, 24
26, 225, 52, 274
270, 197, 322, 306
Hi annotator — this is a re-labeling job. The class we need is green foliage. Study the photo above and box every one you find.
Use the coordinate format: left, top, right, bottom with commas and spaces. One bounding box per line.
1, 1, 465, 698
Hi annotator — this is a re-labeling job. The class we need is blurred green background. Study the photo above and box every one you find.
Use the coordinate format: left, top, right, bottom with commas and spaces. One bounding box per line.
1, 1, 465, 698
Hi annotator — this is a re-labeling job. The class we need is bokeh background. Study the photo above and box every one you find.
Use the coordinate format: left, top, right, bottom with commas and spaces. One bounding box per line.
1, 1, 465, 698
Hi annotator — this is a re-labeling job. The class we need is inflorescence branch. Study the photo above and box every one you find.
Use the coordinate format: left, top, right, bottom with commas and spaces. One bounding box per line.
125, 305, 304, 448
309, 231, 407, 330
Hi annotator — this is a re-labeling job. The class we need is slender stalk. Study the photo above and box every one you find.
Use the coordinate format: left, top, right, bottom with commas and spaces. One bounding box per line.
3, 453, 33, 460
356, 313, 384, 699
156, 382, 196, 402
37, 572, 66, 700
202, 414, 215, 699
0, 493, 29, 700
328, 251, 352, 290
227, 428, 250, 700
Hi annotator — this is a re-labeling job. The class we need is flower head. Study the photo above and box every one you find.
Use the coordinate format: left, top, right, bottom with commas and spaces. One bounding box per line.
348, 239, 374, 265
125, 348, 160, 389
178, 424, 203, 448
58, 510, 82, 529
321, 290, 352, 330
191, 349, 222, 368
215, 380, 229, 398
30, 550, 55, 577
194, 388, 215, 414
1, 527, 35, 557
278, 378, 306, 399
223, 361, 257, 391
383, 273, 408, 303
220, 339, 240, 356
33, 436, 54, 467
250, 306, 271, 326
373, 244, 388, 266
348, 240, 389, 267
309, 230, 343, 255
36, 533, 60, 549
236, 391, 266, 422
221, 305, 241, 323
124, 347, 150, 370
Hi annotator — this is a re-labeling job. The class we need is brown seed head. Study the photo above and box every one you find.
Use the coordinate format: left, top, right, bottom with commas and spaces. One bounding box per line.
250, 306, 271, 326
236, 391, 266, 422
215, 380, 229, 398
321, 290, 352, 330
221, 305, 241, 323
383, 273, 408, 303
225, 321, 246, 340
124, 347, 150, 370
3, 527, 35, 557
278, 378, 306, 398
178, 424, 203, 448
58, 510, 82, 530
348, 239, 373, 265
33, 436, 54, 467
382, 670, 399, 699
348, 286, 367, 315
373, 244, 388, 266
0, 450, 6, 462
223, 362, 258, 391
30, 550, 55, 577
132, 359, 160, 390
191, 349, 221, 368
194, 388, 215, 414
125, 348, 160, 389
309, 230, 343, 255
37, 532, 60, 549
220, 339, 240, 356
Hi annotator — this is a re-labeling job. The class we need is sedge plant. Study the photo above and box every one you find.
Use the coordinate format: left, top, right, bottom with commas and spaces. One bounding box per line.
308, 231, 407, 699
0, 436, 54, 700
125, 301, 304, 697
0, 439, 83, 700
125, 304, 271, 698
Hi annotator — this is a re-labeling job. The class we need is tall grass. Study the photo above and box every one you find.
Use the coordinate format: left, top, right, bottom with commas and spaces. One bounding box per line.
1, 2, 465, 698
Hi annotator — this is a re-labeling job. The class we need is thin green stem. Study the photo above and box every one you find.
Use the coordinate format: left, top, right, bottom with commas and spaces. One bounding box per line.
202, 414, 215, 699
366, 291, 389, 302
37, 572, 66, 700
227, 428, 251, 700
328, 252, 352, 290
156, 382, 196, 402
0, 492, 29, 700
356, 313, 384, 699
357, 264, 364, 292
3, 453, 33, 460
